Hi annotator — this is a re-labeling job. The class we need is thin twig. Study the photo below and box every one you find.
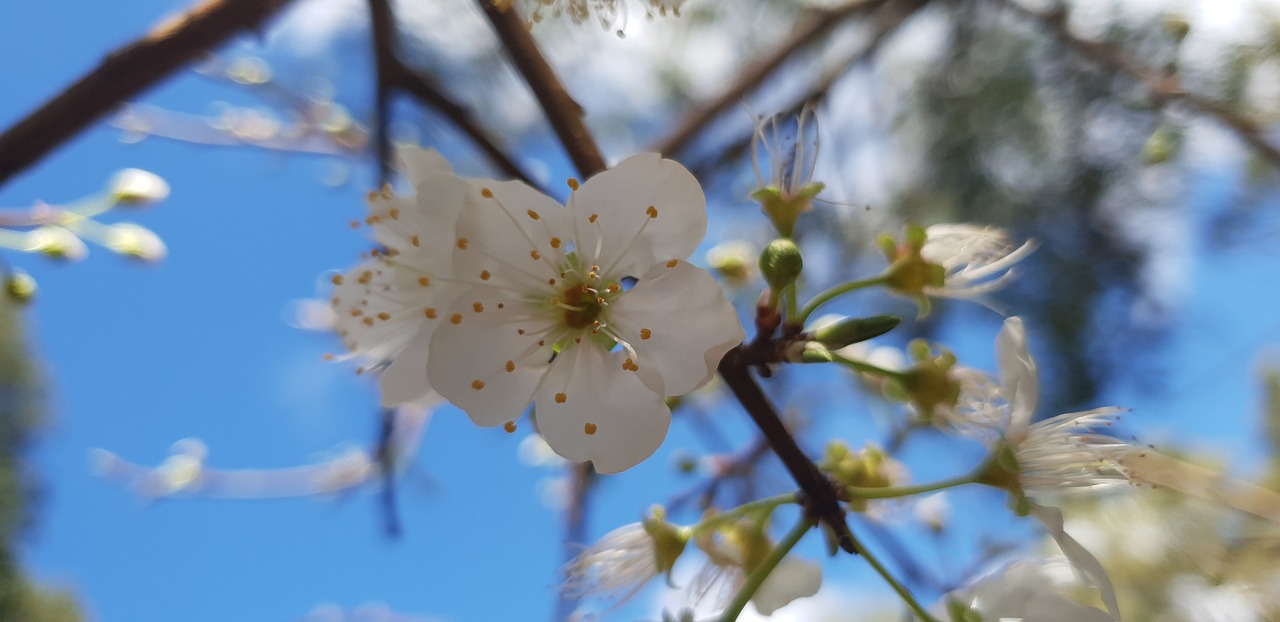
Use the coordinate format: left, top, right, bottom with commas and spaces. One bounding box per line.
477, 0, 607, 178
367, 0, 397, 185
552, 462, 596, 622
997, 0, 1280, 168
651, 0, 891, 158
0, 0, 296, 188
718, 346, 858, 554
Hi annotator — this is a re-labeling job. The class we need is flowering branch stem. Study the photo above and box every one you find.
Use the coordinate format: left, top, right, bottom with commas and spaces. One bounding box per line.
854, 530, 942, 622
0, 0, 296, 188
716, 516, 814, 622
845, 472, 977, 500
827, 352, 909, 380
477, 0, 607, 178
691, 492, 800, 535
718, 347, 858, 554
794, 274, 890, 326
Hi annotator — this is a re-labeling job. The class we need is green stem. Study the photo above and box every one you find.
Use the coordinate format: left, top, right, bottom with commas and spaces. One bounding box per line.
784, 281, 798, 325
796, 274, 890, 325
845, 472, 977, 500
851, 531, 942, 622
717, 517, 812, 622
827, 351, 909, 380
692, 492, 800, 536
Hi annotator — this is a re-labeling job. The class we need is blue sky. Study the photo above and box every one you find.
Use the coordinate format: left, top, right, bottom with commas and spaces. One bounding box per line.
3, 1, 1280, 621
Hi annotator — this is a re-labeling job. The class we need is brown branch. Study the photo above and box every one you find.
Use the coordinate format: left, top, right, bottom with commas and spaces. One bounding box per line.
718, 346, 858, 554
651, 0, 891, 158
998, 0, 1280, 168
477, 0, 607, 178
368, 0, 397, 185
0, 0, 296, 188
552, 463, 596, 622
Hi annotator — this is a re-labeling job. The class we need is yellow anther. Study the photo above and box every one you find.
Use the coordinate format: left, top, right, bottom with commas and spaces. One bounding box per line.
555, 392, 567, 403
380, 184, 392, 199
527, 210, 540, 220
567, 178, 579, 190
607, 284, 619, 294
410, 234, 420, 247
349, 220, 360, 229
550, 237, 562, 249
332, 274, 344, 285
370, 249, 382, 257
473, 302, 485, 313
589, 213, 599, 223
425, 308, 438, 319
418, 277, 430, 287
350, 308, 363, 317
472, 379, 486, 390
548, 278, 557, 285
584, 422, 597, 435
497, 303, 505, 309
450, 313, 463, 324
666, 259, 678, 268
323, 353, 335, 361
356, 367, 366, 375
481, 188, 494, 198
622, 358, 638, 371
456, 237, 469, 250
531, 250, 541, 260
505, 360, 516, 372
518, 329, 526, 335
389, 208, 400, 220
480, 270, 492, 281
504, 421, 517, 433
358, 271, 373, 284
377, 312, 391, 321
365, 190, 379, 202
646, 205, 658, 219
362, 317, 375, 327
640, 328, 652, 340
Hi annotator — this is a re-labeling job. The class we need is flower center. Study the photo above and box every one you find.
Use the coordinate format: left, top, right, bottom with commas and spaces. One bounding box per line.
561, 283, 604, 329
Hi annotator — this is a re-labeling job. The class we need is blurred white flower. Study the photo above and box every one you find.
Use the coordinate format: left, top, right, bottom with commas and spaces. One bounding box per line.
104, 222, 167, 262
750, 106, 823, 238
425, 153, 743, 473
107, 168, 170, 206
919, 224, 1037, 301
332, 147, 469, 406
946, 558, 1117, 622
564, 509, 689, 604
693, 528, 821, 616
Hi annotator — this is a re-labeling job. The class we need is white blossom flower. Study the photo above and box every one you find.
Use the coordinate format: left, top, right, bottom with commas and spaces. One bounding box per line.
995, 317, 1138, 493
946, 558, 1117, 622
564, 509, 689, 604
692, 532, 822, 617
423, 153, 744, 473
331, 147, 469, 406
750, 105, 823, 238
107, 168, 170, 206
919, 224, 1037, 301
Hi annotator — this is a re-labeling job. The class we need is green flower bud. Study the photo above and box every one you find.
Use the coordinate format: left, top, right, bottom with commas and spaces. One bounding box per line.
642, 506, 690, 579
759, 238, 803, 293
5, 270, 36, 304
811, 314, 901, 349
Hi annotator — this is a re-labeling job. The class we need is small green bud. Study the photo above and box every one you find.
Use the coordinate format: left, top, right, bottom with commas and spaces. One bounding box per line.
811, 314, 900, 349
786, 341, 835, 363
5, 270, 36, 304
759, 238, 803, 293
706, 240, 756, 286
1143, 124, 1182, 164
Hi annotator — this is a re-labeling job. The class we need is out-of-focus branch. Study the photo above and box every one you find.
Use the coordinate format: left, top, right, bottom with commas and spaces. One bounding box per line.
552, 463, 596, 622
651, 0, 891, 158
688, 0, 929, 179
0, 0, 296, 188
718, 345, 858, 554
477, 0, 607, 178
998, 0, 1280, 168
368, 0, 542, 188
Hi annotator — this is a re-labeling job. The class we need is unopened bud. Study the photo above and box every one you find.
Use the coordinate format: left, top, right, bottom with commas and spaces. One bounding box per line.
786, 340, 834, 363
811, 314, 900, 349
108, 169, 170, 206
759, 238, 803, 292
5, 270, 36, 304
25, 226, 88, 261
105, 223, 167, 262
707, 241, 756, 286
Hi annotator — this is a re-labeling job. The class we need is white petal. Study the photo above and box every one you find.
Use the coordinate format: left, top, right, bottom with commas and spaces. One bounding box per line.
533, 343, 671, 474
608, 260, 744, 396
569, 153, 706, 278
1029, 504, 1121, 621
996, 316, 1038, 438
426, 286, 555, 427
751, 556, 822, 616
368, 181, 467, 269
453, 180, 567, 292
397, 146, 454, 180
379, 324, 433, 406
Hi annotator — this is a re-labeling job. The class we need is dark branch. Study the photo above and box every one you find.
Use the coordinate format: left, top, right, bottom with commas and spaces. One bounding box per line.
367, 0, 397, 185
552, 463, 596, 622
477, 0, 607, 178
0, 0, 296, 188
650, 0, 891, 158
718, 345, 858, 554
